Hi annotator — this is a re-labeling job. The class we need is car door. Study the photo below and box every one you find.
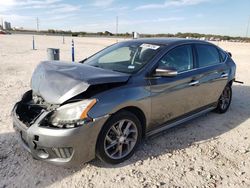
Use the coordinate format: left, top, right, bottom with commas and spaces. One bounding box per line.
149, 44, 206, 130
193, 44, 229, 106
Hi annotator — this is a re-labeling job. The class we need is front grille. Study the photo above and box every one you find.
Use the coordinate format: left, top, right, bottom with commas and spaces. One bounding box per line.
52, 147, 73, 159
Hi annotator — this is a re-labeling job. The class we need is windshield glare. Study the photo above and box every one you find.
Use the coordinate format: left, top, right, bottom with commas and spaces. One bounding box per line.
83, 42, 162, 74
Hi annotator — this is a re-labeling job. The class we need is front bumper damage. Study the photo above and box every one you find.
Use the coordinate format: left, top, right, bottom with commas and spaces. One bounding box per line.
12, 102, 109, 167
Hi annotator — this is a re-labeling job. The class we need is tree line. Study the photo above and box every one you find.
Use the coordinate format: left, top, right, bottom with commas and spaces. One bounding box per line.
10, 28, 250, 42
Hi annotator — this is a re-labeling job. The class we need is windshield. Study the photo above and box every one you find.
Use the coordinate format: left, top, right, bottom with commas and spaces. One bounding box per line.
83, 42, 163, 74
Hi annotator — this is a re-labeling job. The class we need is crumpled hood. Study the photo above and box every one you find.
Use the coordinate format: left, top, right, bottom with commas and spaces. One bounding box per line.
31, 61, 130, 104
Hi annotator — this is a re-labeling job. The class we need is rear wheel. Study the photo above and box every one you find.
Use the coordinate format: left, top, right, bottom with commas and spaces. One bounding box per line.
96, 111, 142, 164
214, 84, 232, 113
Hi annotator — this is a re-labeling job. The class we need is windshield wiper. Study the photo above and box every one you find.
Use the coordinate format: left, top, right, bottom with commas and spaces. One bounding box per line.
109, 69, 130, 74
79, 58, 87, 64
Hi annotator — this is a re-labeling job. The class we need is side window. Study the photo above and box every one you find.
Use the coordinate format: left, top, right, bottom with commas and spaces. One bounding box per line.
158, 45, 194, 72
196, 44, 220, 67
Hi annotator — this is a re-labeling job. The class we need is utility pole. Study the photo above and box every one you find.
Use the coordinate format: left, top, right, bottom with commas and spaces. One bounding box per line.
36, 17, 39, 32
116, 16, 118, 35
116, 16, 118, 42
246, 16, 250, 38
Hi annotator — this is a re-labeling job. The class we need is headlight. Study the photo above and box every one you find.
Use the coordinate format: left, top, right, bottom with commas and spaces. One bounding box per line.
49, 99, 97, 128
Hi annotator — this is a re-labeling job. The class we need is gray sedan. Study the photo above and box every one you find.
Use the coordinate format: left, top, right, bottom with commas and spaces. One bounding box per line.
12, 38, 236, 166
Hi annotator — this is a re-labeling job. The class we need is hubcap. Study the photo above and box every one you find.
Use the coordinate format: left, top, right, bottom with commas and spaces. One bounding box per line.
104, 119, 138, 160
219, 86, 231, 110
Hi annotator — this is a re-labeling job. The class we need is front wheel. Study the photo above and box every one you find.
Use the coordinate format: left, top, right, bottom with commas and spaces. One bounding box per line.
96, 111, 142, 164
214, 84, 232, 113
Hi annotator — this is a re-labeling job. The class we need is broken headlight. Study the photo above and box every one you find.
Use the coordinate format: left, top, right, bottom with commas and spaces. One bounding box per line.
49, 99, 97, 128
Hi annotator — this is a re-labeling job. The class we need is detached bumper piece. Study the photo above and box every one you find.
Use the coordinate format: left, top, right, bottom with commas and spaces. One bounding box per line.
13, 105, 72, 157
12, 91, 110, 166
12, 93, 76, 164
12, 102, 78, 164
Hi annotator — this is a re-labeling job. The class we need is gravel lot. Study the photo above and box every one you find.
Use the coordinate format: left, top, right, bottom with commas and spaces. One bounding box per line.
0, 34, 249, 188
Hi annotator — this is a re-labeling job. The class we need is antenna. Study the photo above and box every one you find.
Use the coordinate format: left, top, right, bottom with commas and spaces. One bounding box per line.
36, 17, 39, 32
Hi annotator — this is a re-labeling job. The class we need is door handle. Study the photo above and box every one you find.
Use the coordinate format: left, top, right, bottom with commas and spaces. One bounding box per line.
221, 73, 229, 78
189, 80, 199, 86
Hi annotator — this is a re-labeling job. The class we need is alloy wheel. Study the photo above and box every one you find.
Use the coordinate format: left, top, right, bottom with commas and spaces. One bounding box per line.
219, 86, 231, 110
104, 119, 138, 160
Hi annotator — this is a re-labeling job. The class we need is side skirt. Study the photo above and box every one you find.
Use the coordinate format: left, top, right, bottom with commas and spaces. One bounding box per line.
146, 106, 216, 137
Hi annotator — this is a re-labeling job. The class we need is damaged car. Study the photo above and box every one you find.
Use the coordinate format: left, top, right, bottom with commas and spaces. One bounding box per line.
12, 38, 236, 166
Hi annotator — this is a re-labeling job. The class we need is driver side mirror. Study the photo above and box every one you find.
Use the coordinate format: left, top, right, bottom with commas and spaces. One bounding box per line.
154, 67, 178, 77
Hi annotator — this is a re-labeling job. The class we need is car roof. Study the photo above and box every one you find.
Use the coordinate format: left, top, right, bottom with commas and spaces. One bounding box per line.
124, 38, 213, 46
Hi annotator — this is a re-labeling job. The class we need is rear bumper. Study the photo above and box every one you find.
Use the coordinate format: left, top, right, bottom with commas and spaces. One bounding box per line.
12, 103, 109, 167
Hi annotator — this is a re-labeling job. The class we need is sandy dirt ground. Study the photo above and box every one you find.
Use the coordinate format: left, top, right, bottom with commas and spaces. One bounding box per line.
0, 34, 249, 188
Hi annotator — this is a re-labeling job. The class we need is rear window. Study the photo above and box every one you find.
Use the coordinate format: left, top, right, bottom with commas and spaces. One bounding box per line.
196, 44, 220, 68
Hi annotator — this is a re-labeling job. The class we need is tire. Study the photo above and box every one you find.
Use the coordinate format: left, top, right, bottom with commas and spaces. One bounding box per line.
214, 84, 232, 114
96, 110, 142, 164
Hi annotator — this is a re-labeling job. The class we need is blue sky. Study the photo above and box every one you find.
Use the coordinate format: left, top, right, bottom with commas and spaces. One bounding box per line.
0, 0, 250, 37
